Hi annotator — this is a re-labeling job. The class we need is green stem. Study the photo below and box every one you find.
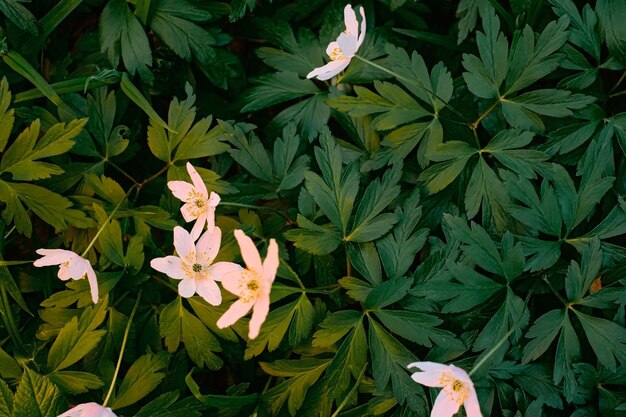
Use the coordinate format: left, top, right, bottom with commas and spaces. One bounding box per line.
106, 159, 141, 187
331, 363, 367, 417
609, 89, 626, 99
0, 286, 22, 349
102, 289, 143, 408
468, 290, 533, 377
471, 97, 502, 131
353, 54, 469, 123
81, 186, 136, 258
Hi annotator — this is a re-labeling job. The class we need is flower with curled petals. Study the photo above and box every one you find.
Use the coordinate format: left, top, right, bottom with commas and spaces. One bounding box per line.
217, 230, 279, 339
58, 402, 117, 417
34, 249, 99, 304
307, 4, 366, 81
407, 362, 482, 417
168, 162, 220, 241
151, 226, 241, 306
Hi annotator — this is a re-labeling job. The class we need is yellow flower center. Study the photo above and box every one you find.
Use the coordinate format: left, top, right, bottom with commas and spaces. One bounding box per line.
329, 47, 347, 61
186, 190, 207, 217
238, 269, 262, 302
439, 373, 469, 405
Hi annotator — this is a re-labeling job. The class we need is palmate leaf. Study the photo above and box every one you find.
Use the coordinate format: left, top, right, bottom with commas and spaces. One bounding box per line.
159, 297, 223, 370
110, 351, 169, 409
596, 0, 626, 66
12, 368, 61, 417
456, 0, 491, 44
100, 0, 152, 80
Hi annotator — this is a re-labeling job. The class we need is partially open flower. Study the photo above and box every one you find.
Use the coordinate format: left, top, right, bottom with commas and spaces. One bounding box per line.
57, 402, 117, 417
217, 230, 279, 339
34, 249, 99, 304
168, 162, 220, 241
408, 362, 482, 417
307, 4, 366, 81
151, 226, 242, 306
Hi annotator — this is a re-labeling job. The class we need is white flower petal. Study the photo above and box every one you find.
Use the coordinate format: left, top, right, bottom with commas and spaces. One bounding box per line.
190, 211, 207, 241
196, 226, 221, 264
57, 402, 117, 417
262, 239, 279, 284
196, 278, 222, 306
168, 180, 196, 203
173, 226, 195, 259
85, 264, 99, 304
234, 230, 263, 273
178, 278, 196, 298
410, 370, 446, 388
325, 41, 342, 57
307, 60, 351, 81
58, 263, 73, 281
220, 269, 245, 296
206, 262, 243, 282
449, 364, 473, 384
463, 385, 483, 417
150, 256, 187, 280
337, 32, 358, 58
357, 6, 366, 48
407, 361, 452, 376
208, 191, 220, 207
68, 257, 89, 280
216, 298, 253, 329
186, 162, 208, 198
431, 390, 460, 417
248, 294, 270, 339
180, 201, 200, 223
33, 248, 75, 267
343, 4, 358, 37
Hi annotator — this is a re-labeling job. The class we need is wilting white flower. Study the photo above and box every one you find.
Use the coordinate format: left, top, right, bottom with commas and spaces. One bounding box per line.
57, 402, 116, 417
34, 249, 99, 304
168, 162, 220, 241
307, 4, 366, 81
150, 226, 242, 306
407, 362, 482, 417
217, 230, 279, 339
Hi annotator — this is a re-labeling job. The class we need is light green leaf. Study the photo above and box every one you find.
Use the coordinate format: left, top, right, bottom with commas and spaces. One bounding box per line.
111, 351, 169, 409
13, 368, 61, 417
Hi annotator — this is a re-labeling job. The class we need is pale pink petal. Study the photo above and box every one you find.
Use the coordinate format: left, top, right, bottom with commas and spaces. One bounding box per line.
180, 201, 199, 222
58, 263, 72, 281
463, 387, 483, 417
187, 162, 208, 198
207, 262, 243, 282
58, 403, 117, 417
196, 278, 222, 306
173, 226, 195, 259
343, 4, 358, 37
190, 211, 207, 241
33, 248, 75, 266
216, 298, 253, 329
150, 256, 187, 280
449, 364, 473, 384
337, 32, 358, 57
408, 361, 452, 377
431, 391, 460, 417
205, 206, 216, 235
262, 239, 279, 284
85, 264, 99, 304
178, 278, 196, 298
168, 180, 196, 203
234, 230, 263, 273
196, 226, 221, 264
68, 257, 90, 280
208, 191, 220, 207
307, 60, 351, 81
409, 370, 446, 388
220, 269, 245, 296
357, 7, 366, 48
325, 41, 341, 57
248, 294, 270, 339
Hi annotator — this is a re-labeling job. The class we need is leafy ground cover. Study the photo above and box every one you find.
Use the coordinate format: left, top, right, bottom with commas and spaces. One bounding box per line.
0, 0, 626, 416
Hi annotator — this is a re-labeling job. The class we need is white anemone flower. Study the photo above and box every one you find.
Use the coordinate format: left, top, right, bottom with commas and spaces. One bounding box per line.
168, 162, 220, 241
57, 402, 116, 417
407, 362, 482, 417
150, 226, 242, 306
307, 4, 366, 81
217, 230, 279, 339
34, 249, 99, 304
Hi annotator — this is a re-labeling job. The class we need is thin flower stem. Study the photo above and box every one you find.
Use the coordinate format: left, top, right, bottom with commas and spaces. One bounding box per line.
106, 159, 141, 187
219, 201, 291, 222
609, 89, 626, 99
81, 185, 136, 258
102, 289, 142, 408
0, 286, 22, 349
3, 224, 16, 240
468, 289, 533, 377
331, 362, 367, 417
353, 54, 469, 123
610, 70, 626, 93
139, 162, 171, 189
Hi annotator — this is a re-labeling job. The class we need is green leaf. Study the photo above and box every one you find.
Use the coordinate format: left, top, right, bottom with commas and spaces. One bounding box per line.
92, 204, 125, 267
0, 378, 13, 417
120, 73, 169, 132
111, 351, 169, 409
245, 293, 314, 359
0, 78, 15, 153
375, 310, 464, 350
39, 0, 84, 39
283, 215, 342, 255
134, 391, 203, 417
185, 370, 258, 408
41, 272, 122, 309
0, 345, 21, 379
159, 297, 223, 370
100, 0, 152, 79
261, 359, 330, 416
12, 368, 61, 417
596, 0, 626, 66
523, 309, 567, 363
313, 310, 364, 348
368, 320, 426, 412
0, 0, 37, 34
456, 0, 491, 44
376, 190, 428, 279
242, 72, 320, 112
47, 371, 104, 395
574, 311, 626, 371
419, 141, 476, 193
550, 0, 601, 62
364, 277, 412, 310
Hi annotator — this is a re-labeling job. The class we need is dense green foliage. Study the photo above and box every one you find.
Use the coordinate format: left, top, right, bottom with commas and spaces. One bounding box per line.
0, 0, 626, 416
